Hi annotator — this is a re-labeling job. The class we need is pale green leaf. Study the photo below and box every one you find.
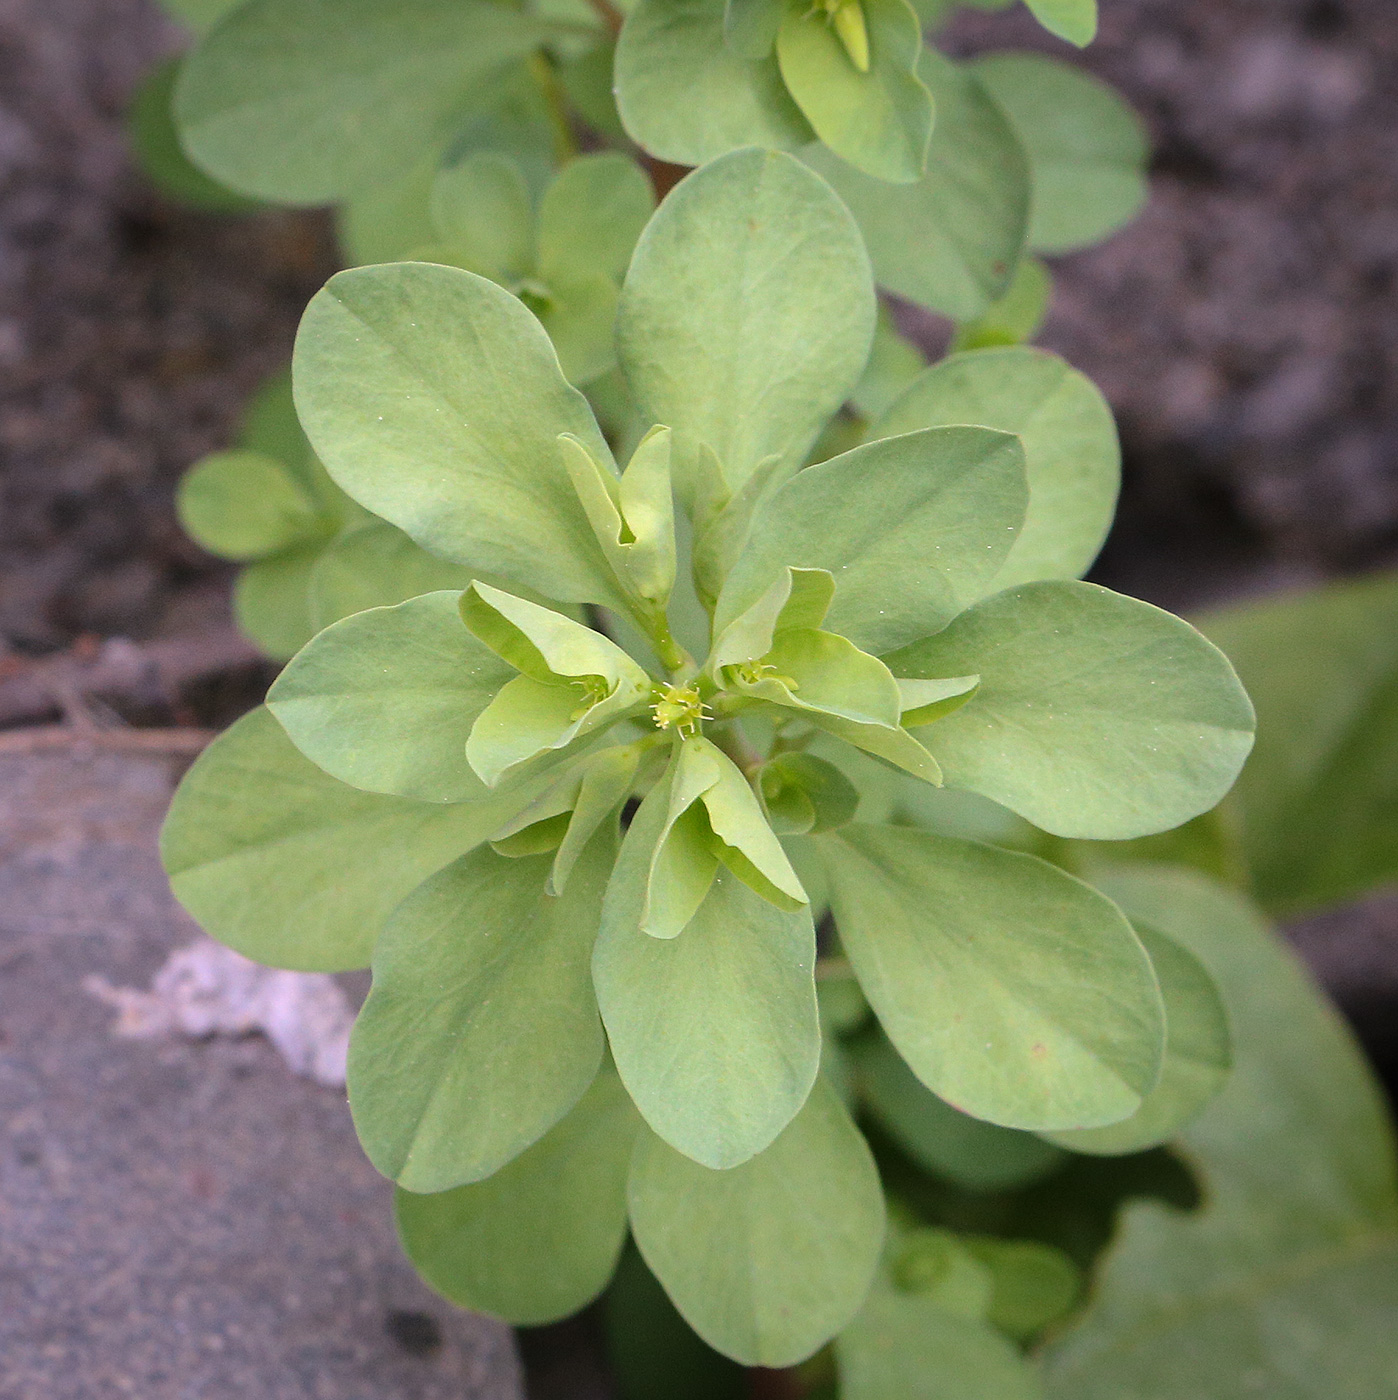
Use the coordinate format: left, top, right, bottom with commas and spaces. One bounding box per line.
715, 426, 1027, 654
429, 153, 534, 283
1024, 0, 1097, 48
128, 56, 261, 212
1198, 570, 1398, 913
336, 146, 440, 266
549, 746, 641, 895
395, 1071, 638, 1323
537, 152, 655, 285
1045, 867, 1398, 1400
348, 832, 612, 1191
873, 347, 1119, 590
628, 1076, 885, 1365
898, 674, 979, 727
617, 147, 875, 498
294, 261, 627, 609
535, 269, 622, 386
595, 861, 819, 1168
849, 1029, 1066, 1189
724, 0, 783, 58
267, 590, 511, 803
307, 520, 476, 631
850, 306, 926, 422
175, 0, 547, 202
962, 1237, 1081, 1341
889, 1229, 995, 1319
975, 53, 1147, 254
950, 256, 1052, 352
823, 824, 1165, 1130
232, 542, 322, 660
161, 708, 522, 971
1045, 923, 1231, 1155
806, 51, 1029, 319
615, 0, 813, 169
776, 0, 934, 184
889, 581, 1256, 840
838, 1279, 1044, 1400
177, 449, 327, 561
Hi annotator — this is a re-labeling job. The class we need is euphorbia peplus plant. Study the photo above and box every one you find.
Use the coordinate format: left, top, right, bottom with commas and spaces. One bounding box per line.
162, 149, 1255, 1369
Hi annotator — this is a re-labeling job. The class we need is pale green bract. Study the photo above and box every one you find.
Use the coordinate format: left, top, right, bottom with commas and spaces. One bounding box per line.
164, 145, 1257, 1372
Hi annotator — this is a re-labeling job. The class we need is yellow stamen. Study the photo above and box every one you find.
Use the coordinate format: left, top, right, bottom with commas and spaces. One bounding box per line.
651, 682, 708, 737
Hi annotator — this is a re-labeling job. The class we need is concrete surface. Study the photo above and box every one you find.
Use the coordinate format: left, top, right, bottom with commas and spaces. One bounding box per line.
0, 748, 523, 1400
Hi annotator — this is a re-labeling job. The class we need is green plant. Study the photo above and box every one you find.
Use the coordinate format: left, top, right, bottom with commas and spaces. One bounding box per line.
145, 0, 1398, 1393
142, 0, 1145, 661
164, 144, 1258, 1370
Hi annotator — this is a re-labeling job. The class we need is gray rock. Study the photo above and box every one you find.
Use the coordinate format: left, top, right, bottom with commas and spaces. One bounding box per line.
0, 748, 523, 1400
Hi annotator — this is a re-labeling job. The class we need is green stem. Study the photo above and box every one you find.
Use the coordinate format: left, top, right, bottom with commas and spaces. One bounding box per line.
526, 51, 579, 164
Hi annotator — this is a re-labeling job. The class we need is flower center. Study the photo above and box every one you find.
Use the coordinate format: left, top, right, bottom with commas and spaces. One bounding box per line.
651, 682, 707, 736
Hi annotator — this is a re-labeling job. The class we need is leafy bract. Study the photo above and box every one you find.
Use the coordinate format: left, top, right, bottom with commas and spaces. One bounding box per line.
307, 521, 476, 631
806, 51, 1030, 320
1045, 923, 1231, 1155
268, 591, 510, 803
595, 860, 820, 1168
294, 261, 626, 609
715, 427, 1027, 654
823, 824, 1165, 1130
1045, 867, 1398, 1399
628, 1076, 885, 1365
461, 582, 653, 786
177, 449, 326, 561
872, 348, 1118, 591
849, 1030, 1066, 1190
348, 833, 612, 1192
1024, 0, 1097, 46
175, 0, 547, 202
1198, 570, 1398, 913
889, 581, 1256, 840
616, 0, 813, 169
617, 147, 875, 499
776, 0, 934, 185
160, 708, 526, 971
965, 1237, 1081, 1341
395, 1071, 638, 1324
974, 53, 1147, 254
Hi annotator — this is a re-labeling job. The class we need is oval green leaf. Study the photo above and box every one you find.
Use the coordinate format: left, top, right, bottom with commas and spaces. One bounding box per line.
267, 590, 511, 803
348, 834, 612, 1192
294, 261, 626, 609
628, 1076, 886, 1366
160, 707, 523, 971
1044, 922, 1231, 1155
873, 347, 1119, 591
617, 147, 876, 498
823, 823, 1165, 1130
888, 581, 1257, 840
395, 1071, 638, 1324
594, 863, 820, 1169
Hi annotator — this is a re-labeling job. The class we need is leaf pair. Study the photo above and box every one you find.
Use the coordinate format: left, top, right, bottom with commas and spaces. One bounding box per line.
417, 152, 655, 385
398, 1072, 887, 1368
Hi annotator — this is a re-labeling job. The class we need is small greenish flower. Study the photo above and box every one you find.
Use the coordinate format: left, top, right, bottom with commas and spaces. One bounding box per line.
163, 148, 1253, 1370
